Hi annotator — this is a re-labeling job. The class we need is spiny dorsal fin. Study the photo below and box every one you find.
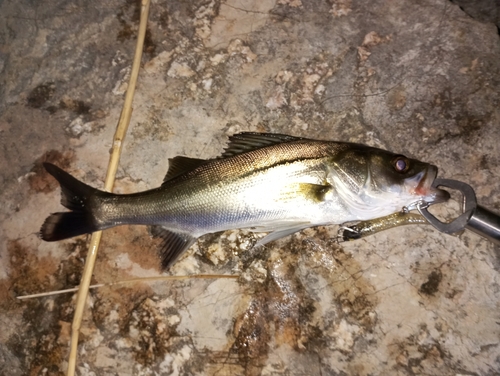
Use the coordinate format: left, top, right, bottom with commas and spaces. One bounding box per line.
150, 225, 196, 270
163, 156, 208, 183
220, 132, 305, 158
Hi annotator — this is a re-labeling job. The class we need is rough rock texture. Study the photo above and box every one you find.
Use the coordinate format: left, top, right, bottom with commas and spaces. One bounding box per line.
1, 0, 499, 375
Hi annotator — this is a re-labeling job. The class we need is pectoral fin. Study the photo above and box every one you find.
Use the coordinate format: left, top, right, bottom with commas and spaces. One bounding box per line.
297, 183, 332, 202
150, 226, 196, 270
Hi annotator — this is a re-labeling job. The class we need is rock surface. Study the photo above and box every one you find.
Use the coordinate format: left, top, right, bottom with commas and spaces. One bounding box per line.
1, 0, 499, 375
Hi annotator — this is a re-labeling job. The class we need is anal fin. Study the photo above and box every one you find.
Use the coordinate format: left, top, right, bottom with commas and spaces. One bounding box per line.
150, 226, 196, 270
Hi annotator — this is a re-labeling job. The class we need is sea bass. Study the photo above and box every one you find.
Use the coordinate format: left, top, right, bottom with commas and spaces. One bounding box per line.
40, 132, 449, 269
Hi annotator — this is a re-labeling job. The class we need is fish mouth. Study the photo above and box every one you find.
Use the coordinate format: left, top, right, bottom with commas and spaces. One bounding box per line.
414, 165, 450, 204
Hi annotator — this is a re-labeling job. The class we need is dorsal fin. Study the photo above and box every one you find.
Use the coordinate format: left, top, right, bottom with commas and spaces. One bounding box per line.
220, 132, 305, 158
163, 156, 208, 183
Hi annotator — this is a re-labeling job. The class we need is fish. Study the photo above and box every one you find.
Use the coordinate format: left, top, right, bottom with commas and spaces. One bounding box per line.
40, 132, 450, 270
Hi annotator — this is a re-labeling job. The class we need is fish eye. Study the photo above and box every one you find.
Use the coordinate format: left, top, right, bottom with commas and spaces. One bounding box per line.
393, 156, 410, 173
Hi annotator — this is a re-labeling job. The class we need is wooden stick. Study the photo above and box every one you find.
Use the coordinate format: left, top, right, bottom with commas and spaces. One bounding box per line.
16, 274, 239, 300
66, 1, 151, 375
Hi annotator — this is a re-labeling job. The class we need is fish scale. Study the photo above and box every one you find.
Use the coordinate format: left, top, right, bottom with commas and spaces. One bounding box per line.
40, 132, 449, 269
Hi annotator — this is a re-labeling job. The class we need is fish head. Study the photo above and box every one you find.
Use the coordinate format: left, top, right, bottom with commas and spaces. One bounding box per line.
329, 145, 450, 219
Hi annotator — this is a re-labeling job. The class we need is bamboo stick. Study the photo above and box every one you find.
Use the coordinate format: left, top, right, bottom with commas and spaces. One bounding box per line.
66, 1, 151, 375
16, 275, 238, 300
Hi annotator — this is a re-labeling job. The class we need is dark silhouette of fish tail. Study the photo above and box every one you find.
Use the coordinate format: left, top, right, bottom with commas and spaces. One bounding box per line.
40, 163, 101, 241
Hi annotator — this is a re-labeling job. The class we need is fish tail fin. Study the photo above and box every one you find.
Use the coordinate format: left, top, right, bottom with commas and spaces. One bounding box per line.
40, 212, 99, 241
40, 163, 101, 241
